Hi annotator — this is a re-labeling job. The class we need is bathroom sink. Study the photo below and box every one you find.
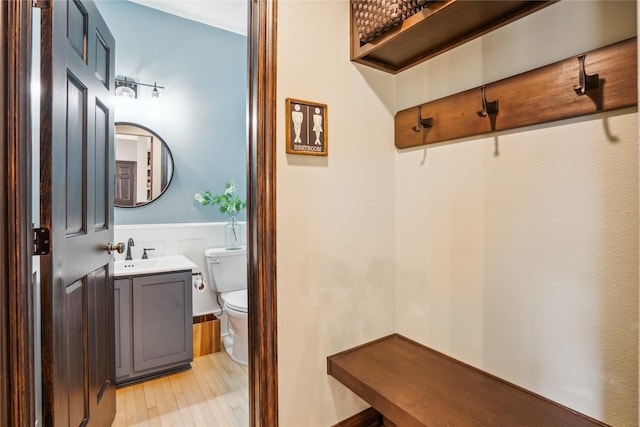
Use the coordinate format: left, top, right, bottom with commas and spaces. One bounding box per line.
114, 255, 197, 277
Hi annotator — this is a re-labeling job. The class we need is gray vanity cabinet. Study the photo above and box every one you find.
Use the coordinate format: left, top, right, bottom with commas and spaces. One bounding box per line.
114, 270, 193, 385
114, 278, 132, 382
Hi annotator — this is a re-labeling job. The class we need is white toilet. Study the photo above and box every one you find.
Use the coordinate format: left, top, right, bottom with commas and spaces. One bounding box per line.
204, 246, 248, 366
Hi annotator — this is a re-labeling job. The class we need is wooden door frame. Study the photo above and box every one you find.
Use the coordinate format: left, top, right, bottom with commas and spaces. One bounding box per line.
0, 1, 35, 426
1, 0, 279, 425
247, 0, 279, 425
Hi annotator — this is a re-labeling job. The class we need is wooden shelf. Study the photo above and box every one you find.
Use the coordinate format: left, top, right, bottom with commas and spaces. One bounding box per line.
351, 0, 556, 74
328, 334, 607, 427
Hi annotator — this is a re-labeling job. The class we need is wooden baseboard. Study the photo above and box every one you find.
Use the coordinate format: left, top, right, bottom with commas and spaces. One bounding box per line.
333, 407, 382, 427
193, 314, 221, 357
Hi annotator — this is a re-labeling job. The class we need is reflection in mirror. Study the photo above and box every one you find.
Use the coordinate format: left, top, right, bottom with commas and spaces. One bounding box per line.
114, 122, 174, 207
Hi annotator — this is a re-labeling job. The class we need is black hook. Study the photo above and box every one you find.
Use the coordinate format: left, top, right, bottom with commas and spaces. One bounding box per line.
573, 54, 599, 96
477, 86, 499, 117
411, 105, 433, 132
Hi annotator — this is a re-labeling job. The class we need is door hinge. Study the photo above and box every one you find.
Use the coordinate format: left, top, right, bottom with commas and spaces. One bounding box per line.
33, 227, 50, 256
32, 0, 49, 9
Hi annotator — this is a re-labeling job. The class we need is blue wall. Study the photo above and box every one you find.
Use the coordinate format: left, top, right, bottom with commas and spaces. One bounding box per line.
96, 1, 247, 224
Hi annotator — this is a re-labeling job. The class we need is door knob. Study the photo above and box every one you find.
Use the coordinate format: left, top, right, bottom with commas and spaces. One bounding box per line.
106, 242, 125, 254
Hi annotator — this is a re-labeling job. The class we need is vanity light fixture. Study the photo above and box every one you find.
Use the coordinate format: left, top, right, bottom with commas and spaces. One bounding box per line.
115, 77, 165, 99
115, 77, 137, 98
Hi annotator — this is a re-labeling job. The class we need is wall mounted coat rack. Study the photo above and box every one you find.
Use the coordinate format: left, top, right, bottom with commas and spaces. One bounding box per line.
395, 37, 637, 149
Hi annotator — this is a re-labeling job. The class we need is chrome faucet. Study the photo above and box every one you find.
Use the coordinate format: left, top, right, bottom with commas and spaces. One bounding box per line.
125, 238, 134, 260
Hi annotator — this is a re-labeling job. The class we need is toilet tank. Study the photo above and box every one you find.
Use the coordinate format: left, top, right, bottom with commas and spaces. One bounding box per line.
204, 247, 247, 293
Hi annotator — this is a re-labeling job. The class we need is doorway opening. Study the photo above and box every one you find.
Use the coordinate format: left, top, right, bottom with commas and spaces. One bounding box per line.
0, 0, 277, 425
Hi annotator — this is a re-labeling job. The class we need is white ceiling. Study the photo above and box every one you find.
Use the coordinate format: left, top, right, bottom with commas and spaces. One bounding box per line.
130, 0, 248, 36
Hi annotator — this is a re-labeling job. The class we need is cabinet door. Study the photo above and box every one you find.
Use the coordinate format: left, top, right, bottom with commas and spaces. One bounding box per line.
114, 278, 131, 382
132, 271, 193, 373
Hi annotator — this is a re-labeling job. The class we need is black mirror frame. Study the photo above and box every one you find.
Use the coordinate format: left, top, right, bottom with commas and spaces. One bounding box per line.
114, 121, 174, 208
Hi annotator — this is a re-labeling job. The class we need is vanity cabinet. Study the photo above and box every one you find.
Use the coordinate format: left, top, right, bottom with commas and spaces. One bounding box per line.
114, 270, 193, 385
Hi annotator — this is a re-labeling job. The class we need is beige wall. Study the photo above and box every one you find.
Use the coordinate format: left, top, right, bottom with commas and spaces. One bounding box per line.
277, 0, 638, 426
395, 1, 638, 426
276, 1, 396, 425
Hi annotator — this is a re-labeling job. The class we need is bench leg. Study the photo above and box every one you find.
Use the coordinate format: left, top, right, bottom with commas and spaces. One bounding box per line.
382, 416, 398, 427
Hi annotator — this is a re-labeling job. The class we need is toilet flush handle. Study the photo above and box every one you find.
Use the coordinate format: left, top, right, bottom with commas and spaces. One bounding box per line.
210, 258, 221, 264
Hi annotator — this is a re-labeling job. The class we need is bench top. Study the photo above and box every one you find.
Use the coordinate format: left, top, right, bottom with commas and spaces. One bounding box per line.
327, 334, 607, 427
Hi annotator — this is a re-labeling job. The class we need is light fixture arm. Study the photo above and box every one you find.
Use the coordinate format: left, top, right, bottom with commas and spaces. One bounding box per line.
115, 78, 164, 90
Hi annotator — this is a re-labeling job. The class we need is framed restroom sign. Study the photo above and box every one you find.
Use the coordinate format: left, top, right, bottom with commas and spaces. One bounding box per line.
286, 98, 328, 156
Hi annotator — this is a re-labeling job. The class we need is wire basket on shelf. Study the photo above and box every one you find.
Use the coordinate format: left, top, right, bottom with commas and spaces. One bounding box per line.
352, 0, 431, 44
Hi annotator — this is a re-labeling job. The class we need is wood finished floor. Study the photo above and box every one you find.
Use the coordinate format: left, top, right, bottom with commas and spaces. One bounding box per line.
112, 351, 248, 426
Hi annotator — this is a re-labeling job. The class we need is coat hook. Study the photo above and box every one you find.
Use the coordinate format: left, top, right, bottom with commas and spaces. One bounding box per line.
411, 105, 433, 132
573, 54, 599, 96
477, 85, 499, 117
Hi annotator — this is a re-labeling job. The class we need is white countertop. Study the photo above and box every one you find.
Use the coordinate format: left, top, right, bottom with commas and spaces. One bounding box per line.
114, 254, 197, 277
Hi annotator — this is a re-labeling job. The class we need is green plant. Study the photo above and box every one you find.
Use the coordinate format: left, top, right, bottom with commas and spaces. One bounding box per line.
194, 179, 246, 221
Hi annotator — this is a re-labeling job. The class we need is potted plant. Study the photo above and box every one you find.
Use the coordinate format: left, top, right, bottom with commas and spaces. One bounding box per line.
195, 179, 246, 249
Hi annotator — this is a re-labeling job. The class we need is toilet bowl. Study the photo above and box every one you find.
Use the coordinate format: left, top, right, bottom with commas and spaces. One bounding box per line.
221, 289, 248, 366
205, 247, 248, 366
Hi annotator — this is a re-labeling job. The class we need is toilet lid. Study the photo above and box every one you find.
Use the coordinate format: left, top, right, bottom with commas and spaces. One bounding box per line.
224, 289, 247, 313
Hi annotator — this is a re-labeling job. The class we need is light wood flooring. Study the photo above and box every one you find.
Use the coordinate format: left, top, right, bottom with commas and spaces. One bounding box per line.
112, 351, 248, 426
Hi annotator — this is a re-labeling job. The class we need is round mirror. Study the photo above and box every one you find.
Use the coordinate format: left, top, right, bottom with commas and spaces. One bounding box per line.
114, 122, 174, 207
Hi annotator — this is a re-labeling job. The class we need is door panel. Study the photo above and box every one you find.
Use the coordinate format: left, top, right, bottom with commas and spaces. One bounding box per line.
64, 279, 86, 426
67, 0, 87, 60
41, 0, 116, 425
95, 33, 109, 86
95, 102, 108, 229
65, 74, 86, 235
89, 267, 114, 424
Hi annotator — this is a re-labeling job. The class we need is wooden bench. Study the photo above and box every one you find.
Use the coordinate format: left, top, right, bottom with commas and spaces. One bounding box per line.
327, 334, 608, 427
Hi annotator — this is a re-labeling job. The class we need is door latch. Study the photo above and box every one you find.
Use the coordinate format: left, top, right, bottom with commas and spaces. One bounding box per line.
33, 227, 50, 255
